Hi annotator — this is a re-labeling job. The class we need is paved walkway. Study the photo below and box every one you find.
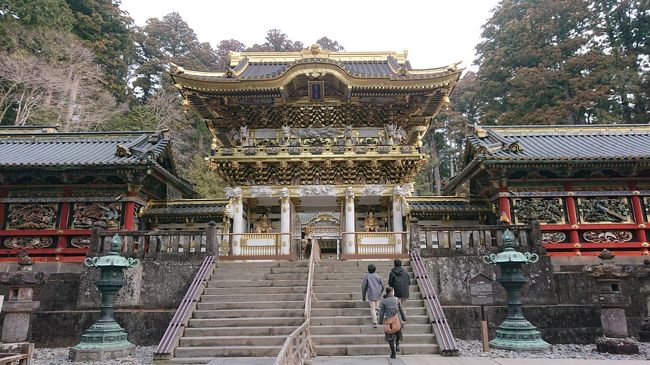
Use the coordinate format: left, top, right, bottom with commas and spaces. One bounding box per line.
310, 356, 649, 365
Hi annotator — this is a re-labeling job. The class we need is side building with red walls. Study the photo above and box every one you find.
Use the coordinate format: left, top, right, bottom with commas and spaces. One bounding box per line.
445, 124, 650, 256
0, 126, 195, 262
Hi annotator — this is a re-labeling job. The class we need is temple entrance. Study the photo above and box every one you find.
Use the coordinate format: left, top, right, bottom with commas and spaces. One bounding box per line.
300, 212, 340, 260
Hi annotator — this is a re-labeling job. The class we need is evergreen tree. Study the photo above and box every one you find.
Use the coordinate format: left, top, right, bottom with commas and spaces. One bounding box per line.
316, 37, 345, 51
66, 0, 134, 100
474, 0, 630, 124
132, 12, 218, 100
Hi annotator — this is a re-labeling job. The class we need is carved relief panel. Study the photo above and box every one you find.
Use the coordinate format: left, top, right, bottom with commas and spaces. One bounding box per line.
577, 197, 631, 223
512, 198, 565, 224
3, 236, 54, 249
71, 203, 122, 229
7, 204, 58, 230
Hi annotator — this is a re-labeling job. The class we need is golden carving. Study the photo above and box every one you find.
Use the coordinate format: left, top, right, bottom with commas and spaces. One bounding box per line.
362, 211, 380, 232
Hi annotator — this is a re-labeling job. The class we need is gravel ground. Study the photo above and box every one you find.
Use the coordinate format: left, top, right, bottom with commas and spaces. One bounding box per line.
33, 346, 155, 365
456, 339, 650, 360
31, 341, 650, 363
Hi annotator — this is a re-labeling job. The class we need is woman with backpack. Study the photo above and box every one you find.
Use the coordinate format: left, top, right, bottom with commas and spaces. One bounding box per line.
378, 287, 406, 359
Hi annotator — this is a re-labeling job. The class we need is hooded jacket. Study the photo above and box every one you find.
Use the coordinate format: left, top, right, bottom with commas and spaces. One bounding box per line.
388, 266, 410, 299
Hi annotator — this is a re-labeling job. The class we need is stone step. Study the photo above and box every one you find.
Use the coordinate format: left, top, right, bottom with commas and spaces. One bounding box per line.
312, 333, 435, 345
316, 266, 412, 273
179, 335, 287, 347
313, 279, 417, 286
217, 261, 308, 268
310, 315, 430, 326
193, 308, 303, 319
207, 279, 307, 288
317, 261, 408, 268
312, 292, 422, 301
312, 285, 420, 294
314, 273, 414, 280
203, 286, 306, 295
166, 357, 275, 365
174, 345, 282, 358
189, 317, 304, 328
310, 324, 432, 335
184, 326, 297, 337
315, 343, 438, 356
311, 307, 426, 317
196, 300, 305, 310
209, 273, 308, 281
201, 293, 306, 302
313, 299, 424, 308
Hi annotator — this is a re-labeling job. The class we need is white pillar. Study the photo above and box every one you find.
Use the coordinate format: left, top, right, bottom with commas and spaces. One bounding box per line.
230, 189, 243, 256
280, 188, 290, 255
345, 187, 355, 254
392, 186, 404, 254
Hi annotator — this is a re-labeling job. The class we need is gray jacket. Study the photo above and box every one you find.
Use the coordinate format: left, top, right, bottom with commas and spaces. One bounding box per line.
361, 273, 384, 301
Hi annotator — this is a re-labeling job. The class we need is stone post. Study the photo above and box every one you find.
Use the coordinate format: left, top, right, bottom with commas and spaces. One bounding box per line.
89, 221, 107, 255
344, 187, 355, 254
392, 186, 404, 254
280, 188, 291, 255
206, 220, 218, 256
0, 252, 48, 343
637, 260, 650, 342
409, 217, 420, 251
584, 249, 639, 354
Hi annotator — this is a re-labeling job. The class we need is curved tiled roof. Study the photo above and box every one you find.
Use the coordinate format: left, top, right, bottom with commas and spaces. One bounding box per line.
468, 125, 650, 161
0, 131, 170, 167
409, 201, 490, 213
142, 201, 226, 217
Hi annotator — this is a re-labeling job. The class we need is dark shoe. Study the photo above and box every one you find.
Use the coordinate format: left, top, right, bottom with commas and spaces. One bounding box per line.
396, 346, 400, 352
390, 353, 396, 359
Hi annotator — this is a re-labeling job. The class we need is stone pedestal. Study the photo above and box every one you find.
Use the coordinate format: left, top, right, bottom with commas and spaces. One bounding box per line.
0, 252, 48, 344
2, 299, 39, 342
637, 260, 650, 342
584, 249, 639, 354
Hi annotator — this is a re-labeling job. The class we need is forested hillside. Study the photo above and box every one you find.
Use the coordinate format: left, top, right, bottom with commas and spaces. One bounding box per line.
0, 0, 343, 197
0, 0, 647, 196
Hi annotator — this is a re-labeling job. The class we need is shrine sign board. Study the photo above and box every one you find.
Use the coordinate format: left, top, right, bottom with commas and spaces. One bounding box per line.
469, 273, 494, 305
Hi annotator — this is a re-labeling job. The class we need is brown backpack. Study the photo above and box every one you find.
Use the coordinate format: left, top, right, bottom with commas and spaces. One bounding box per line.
384, 314, 401, 334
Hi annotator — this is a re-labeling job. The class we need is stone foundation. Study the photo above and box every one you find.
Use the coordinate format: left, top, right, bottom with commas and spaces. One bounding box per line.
595, 336, 639, 354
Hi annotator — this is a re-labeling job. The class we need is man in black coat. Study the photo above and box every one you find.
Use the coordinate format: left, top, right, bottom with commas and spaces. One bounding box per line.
388, 258, 410, 315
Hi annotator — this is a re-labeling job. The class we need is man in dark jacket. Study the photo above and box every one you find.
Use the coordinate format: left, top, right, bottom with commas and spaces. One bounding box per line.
388, 259, 410, 315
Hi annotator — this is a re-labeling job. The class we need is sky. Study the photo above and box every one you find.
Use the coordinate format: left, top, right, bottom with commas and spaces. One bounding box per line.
120, 0, 501, 70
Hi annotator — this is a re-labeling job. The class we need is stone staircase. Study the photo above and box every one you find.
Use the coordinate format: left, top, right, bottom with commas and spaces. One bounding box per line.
310, 260, 439, 356
168, 261, 309, 364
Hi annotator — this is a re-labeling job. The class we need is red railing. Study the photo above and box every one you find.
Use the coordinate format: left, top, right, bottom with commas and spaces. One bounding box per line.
540, 223, 650, 256
0, 229, 91, 262
410, 249, 459, 356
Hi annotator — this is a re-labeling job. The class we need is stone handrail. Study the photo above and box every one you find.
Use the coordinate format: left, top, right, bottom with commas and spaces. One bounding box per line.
153, 255, 216, 360
92, 222, 220, 259
410, 222, 544, 256
273, 239, 319, 365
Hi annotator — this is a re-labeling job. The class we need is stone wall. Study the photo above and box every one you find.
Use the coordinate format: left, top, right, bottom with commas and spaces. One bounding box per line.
0, 256, 206, 347
0, 253, 647, 347
421, 252, 647, 343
